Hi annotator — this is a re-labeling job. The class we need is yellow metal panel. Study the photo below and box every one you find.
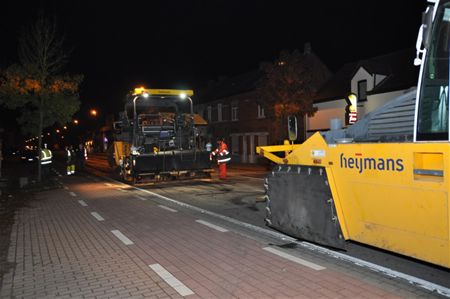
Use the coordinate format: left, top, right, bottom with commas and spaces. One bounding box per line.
259, 132, 450, 267
133, 88, 194, 97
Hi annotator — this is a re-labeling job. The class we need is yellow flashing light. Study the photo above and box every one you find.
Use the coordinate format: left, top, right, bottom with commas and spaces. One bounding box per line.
133, 88, 194, 97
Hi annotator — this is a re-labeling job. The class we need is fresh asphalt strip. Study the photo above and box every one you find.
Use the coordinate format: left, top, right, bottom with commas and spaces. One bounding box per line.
93, 174, 450, 298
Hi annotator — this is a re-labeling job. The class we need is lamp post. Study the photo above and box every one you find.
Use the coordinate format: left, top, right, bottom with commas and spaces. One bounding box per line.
132, 93, 149, 148
179, 93, 193, 114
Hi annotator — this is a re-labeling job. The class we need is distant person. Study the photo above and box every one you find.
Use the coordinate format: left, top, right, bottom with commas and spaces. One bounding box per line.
66, 145, 75, 175
211, 138, 230, 179
40, 143, 52, 176
205, 140, 212, 152
76, 143, 86, 172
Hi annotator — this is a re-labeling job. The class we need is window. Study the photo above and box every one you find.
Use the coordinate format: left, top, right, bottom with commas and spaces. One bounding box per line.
217, 104, 222, 122
231, 106, 238, 121
358, 80, 367, 102
416, 3, 450, 140
257, 104, 265, 118
207, 106, 212, 122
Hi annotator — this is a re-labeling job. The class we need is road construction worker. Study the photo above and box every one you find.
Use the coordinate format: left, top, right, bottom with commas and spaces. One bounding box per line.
211, 138, 230, 179
66, 145, 75, 175
76, 143, 87, 172
40, 143, 52, 176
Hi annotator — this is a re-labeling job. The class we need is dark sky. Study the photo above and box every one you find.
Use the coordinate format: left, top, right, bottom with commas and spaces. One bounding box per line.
1, 1, 427, 121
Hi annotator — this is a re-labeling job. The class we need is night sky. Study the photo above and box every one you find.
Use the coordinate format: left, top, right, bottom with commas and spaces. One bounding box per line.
1, 1, 427, 123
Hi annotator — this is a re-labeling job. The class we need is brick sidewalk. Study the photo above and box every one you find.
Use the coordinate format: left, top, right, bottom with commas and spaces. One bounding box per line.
0, 175, 440, 298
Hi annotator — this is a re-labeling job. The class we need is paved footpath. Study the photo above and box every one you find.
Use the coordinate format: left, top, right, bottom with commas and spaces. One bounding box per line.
0, 174, 443, 298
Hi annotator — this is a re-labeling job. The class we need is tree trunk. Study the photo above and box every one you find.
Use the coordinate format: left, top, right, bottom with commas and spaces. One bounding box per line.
37, 96, 43, 182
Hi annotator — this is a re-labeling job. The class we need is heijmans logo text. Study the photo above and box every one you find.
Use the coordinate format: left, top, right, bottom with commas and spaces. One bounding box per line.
340, 153, 404, 174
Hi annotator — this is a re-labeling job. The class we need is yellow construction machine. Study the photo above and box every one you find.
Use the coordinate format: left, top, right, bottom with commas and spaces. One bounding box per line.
257, 0, 450, 268
110, 88, 212, 183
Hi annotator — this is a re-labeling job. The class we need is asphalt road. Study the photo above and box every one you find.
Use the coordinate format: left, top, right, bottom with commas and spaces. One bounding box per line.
83, 153, 450, 290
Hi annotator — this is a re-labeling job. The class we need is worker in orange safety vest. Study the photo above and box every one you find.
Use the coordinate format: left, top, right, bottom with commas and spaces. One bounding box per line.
210, 138, 231, 179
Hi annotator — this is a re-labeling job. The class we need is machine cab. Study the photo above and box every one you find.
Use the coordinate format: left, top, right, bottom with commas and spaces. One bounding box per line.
415, 0, 450, 141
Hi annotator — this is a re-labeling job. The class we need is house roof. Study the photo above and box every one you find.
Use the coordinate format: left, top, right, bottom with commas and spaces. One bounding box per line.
313, 48, 419, 103
196, 70, 262, 104
196, 45, 332, 105
312, 62, 357, 103
367, 48, 419, 94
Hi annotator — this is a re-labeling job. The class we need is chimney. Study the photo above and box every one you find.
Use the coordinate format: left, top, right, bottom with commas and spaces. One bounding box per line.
304, 42, 312, 55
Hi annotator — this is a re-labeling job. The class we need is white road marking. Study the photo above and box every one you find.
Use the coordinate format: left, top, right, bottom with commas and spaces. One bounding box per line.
78, 200, 88, 207
90, 212, 104, 221
158, 205, 177, 212
104, 183, 113, 187
135, 195, 147, 201
235, 175, 264, 181
117, 188, 128, 192
263, 246, 325, 271
111, 230, 134, 245
69, 191, 77, 197
149, 264, 194, 297
102, 175, 450, 298
63, 186, 69, 190
195, 220, 228, 232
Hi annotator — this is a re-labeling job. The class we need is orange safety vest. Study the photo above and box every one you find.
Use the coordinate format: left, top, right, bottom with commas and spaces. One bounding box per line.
211, 142, 231, 164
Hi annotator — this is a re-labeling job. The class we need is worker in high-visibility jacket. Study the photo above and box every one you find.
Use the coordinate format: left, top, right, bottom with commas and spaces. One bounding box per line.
65, 145, 75, 175
210, 138, 230, 179
40, 144, 52, 176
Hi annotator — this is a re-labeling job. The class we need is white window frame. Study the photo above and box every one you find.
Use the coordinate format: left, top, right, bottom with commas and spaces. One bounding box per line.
231, 106, 238, 121
217, 103, 222, 122
257, 104, 265, 118
207, 106, 212, 122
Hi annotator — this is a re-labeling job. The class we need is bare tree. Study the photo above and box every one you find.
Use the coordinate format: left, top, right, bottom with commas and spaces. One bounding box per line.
0, 11, 82, 182
257, 49, 330, 142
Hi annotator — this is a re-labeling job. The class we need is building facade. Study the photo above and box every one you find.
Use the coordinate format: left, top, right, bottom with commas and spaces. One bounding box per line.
195, 45, 331, 163
307, 48, 419, 135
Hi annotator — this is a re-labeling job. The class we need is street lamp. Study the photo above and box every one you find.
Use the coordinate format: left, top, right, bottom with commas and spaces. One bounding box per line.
132, 92, 149, 148
179, 93, 193, 114
90, 109, 98, 117
73, 119, 79, 125
133, 93, 149, 120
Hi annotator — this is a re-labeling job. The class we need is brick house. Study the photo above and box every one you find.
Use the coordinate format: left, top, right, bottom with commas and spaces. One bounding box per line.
195, 44, 331, 163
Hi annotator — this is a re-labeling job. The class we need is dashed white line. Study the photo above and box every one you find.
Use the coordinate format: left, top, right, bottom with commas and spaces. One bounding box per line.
90, 212, 105, 221
78, 200, 88, 207
263, 247, 325, 271
134, 195, 147, 201
69, 191, 77, 197
104, 183, 113, 187
158, 205, 177, 212
195, 220, 228, 232
111, 230, 134, 245
149, 264, 194, 297
63, 186, 69, 190
117, 188, 128, 193
101, 175, 450, 297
